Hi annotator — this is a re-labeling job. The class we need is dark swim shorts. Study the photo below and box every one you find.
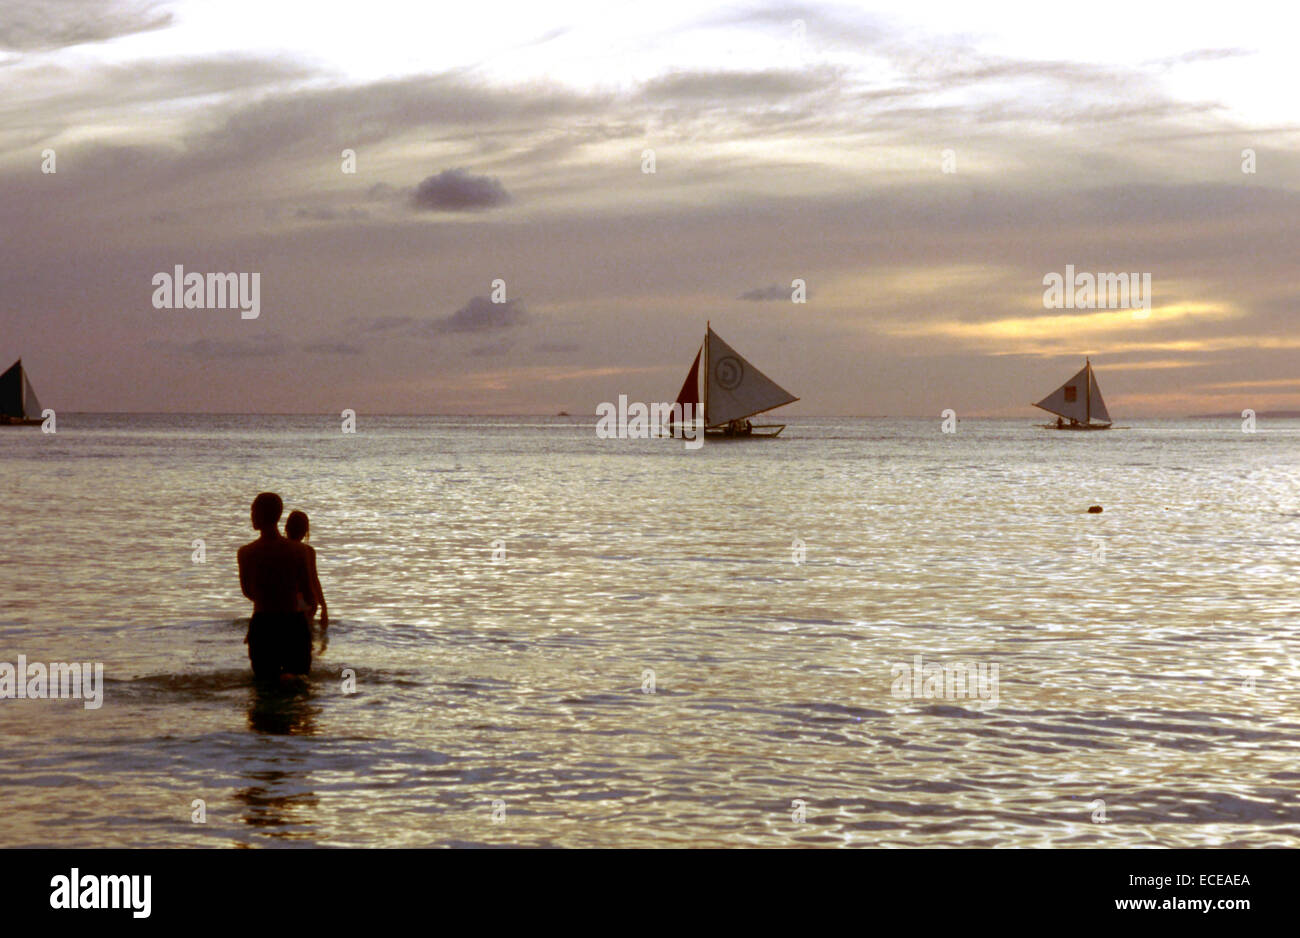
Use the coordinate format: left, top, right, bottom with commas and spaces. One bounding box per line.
247, 611, 312, 681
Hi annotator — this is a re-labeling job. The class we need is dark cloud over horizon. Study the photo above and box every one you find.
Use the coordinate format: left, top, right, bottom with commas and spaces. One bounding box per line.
431, 296, 528, 333
410, 168, 512, 212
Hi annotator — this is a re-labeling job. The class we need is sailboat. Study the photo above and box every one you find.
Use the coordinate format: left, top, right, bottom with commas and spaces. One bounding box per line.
1033, 358, 1112, 430
0, 359, 45, 426
671, 323, 799, 438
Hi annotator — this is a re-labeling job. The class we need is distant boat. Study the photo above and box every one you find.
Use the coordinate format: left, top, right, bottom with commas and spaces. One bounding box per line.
0, 359, 45, 426
671, 323, 798, 438
1033, 358, 1112, 430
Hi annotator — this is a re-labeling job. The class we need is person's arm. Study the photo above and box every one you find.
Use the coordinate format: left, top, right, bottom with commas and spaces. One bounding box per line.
296, 547, 317, 622
237, 547, 256, 602
308, 547, 328, 627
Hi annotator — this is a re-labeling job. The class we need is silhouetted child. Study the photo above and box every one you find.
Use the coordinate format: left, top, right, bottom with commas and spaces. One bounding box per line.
285, 511, 329, 642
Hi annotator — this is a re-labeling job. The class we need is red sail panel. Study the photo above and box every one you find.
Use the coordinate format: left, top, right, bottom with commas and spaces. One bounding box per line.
0, 359, 23, 418
674, 346, 702, 408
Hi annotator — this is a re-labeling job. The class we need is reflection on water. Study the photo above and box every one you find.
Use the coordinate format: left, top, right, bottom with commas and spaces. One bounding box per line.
234, 769, 320, 840
239, 670, 322, 840
247, 683, 319, 737
1, 415, 1298, 847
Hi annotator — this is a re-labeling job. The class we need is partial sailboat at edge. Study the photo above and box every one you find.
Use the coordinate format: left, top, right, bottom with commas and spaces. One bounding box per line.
1033, 358, 1112, 430
672, 323, 798, 438
0, 359, 45, 426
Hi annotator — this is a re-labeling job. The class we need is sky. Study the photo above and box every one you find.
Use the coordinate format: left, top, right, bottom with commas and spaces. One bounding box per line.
1, 0, 1297, 416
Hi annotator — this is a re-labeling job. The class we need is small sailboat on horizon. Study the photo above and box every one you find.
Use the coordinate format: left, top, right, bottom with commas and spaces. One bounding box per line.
1033, 358, 1112, 430
672, 323, 798, 438
0, 358, 46, 426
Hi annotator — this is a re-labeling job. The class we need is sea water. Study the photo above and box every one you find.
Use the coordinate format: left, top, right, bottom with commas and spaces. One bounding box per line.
1, 415, 1298, 847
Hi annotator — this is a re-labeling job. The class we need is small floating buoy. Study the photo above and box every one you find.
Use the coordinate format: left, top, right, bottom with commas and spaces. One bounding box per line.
1087, 505, 1103, 513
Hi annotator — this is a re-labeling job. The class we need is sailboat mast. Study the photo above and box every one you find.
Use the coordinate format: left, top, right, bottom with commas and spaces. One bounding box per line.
18, 359, 24, 417
1085, 358, 1092, 425
703, 321, 710, 426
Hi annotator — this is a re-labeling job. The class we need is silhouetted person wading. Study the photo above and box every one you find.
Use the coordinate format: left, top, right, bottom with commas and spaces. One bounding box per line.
237, 492, 314, 682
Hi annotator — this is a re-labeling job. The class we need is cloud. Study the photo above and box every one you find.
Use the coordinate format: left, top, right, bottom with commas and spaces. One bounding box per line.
469, 339, 515, 357
0, 56, 311, 150
365, 315, 415, 333
303, 341, 363, 355
1, 8, 1294, 417
1, 70, 602, 179
885, 302, 1243, 351
740, 283, 804, 301
430, 296, 528, 334
1148, 48, 1256, 67
527, 27, 569, 46
171, 336, 287, 360
0, 0, 173, 52
693, 4, 888, 47
295, 206, 369, 222
642, 67, 841, 100
409, 168, 512, 212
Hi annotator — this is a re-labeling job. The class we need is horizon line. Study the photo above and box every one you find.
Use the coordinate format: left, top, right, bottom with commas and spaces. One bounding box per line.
41, 410, 1293, 420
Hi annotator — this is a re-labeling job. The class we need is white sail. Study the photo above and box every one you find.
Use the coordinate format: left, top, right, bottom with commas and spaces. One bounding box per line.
705, 327, 798, 426
23, 372, 42, 418
1088, 368, 1110, 424
1034, 364, 1089, 423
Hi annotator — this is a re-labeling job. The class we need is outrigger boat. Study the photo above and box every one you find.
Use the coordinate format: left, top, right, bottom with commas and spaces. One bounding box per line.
670, 322, 798, 438
1033, 358, 1112, 430
0, 359, 45, 426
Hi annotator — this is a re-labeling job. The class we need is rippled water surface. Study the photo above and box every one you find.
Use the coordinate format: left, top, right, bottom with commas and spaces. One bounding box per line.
2, 415, 1299, 847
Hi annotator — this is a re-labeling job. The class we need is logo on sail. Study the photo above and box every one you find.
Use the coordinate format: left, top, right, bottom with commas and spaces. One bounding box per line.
713, 356, 744, 390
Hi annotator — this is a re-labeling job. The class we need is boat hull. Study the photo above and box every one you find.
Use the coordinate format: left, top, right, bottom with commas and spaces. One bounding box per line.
705, 423, 786, 439
1040, 423, 1111, 431
0, 415, 42, 426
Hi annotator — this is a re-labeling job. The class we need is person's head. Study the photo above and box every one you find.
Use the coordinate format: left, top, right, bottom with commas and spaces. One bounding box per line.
285, 510, 310, 542
250, 492, 283, 532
